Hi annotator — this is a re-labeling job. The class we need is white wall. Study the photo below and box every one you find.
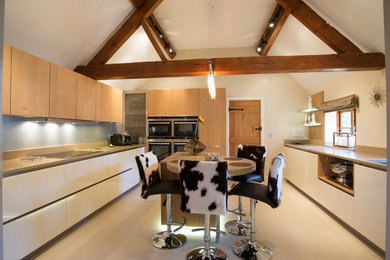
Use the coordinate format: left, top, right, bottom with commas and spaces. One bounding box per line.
313, 70, 386, 148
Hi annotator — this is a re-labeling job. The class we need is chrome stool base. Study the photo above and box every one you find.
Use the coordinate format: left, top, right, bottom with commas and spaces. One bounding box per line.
151, 232, 187, 249
225, 220, 249, 236
232, 239, 273, 260
186, 246, 227, 260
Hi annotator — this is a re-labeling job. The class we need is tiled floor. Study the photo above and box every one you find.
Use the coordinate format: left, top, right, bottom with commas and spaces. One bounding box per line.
37, 180, 383, 260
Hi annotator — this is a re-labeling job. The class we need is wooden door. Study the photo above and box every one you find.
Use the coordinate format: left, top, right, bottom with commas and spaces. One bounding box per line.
172, 88, 198, 116
147, 89, 172, 116
11, 48, 50, 117
3, 44, 11, 114
229, 100, 261, 156
199, 88, 226, 155
95, 81, 111, 122
76, 74, 96, 120
110, 87, 123, 123
50, 63, 77, 119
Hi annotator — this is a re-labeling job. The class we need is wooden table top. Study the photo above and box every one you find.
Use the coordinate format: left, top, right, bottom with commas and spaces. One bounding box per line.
163, 152, 256, 176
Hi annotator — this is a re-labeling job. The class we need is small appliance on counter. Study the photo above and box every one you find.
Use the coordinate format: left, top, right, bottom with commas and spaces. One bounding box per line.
110, 134, 133, 146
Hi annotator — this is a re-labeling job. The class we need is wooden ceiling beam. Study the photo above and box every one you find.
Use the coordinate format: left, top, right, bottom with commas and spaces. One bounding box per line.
257, 3, 291, 56
276, 0, 362, 54
87, 0, 163, 65
129, 0, 145, 9
141, 18, 168, 62
148, 14, 176, 59
75, 52, 385, 80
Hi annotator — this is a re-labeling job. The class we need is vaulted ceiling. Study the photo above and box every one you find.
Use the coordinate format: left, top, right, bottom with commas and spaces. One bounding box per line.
4, 0, 386, 92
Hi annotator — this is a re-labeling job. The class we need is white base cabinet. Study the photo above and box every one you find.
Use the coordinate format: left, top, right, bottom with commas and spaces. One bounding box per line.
3, 200, 66, 260
3, 147, 144, 259
354, 164, 386, 250
284, 146, 386, 250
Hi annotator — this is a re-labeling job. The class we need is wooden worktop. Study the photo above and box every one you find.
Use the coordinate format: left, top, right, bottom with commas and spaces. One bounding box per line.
2, 144, 146, 177
285, 144, 386, 171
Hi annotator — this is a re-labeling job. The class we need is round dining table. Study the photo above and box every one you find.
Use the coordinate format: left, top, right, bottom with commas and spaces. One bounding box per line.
165, 152, 256, 176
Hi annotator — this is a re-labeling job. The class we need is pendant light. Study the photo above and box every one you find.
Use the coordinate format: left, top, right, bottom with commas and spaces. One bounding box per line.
208, 2, 216, 100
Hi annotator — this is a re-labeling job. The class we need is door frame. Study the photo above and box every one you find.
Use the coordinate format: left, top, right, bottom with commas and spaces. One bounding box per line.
226, 97, 265, 156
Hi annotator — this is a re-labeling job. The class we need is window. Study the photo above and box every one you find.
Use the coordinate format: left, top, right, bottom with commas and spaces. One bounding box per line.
324, 109, 356, 147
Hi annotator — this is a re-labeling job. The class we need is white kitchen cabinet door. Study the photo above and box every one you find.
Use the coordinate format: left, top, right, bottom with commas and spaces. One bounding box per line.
318, 180, 354, 226
108, 169, 140, 201
283, 147, 319, 200
66, 181, 109, 228
354, 164, 386, 250
108, 147, 144, 177
3, 165, 66, 222
66, 156, 109, 194
3, 200, 66, 260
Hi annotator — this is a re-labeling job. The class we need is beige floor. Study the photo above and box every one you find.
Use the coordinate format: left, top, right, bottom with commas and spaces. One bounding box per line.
37, 180, 383, 260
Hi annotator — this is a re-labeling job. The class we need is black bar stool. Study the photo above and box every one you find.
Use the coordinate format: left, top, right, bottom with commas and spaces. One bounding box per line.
225, 145, 266, 236
179, 160, 228, 260
229, 153, 285, 259
135, 151, 187, 249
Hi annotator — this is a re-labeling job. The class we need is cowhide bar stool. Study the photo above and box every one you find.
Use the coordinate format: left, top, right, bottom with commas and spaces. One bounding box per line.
180, 160, 228, 260
229, 153, 285, 259
225, 144, 266, 236
135, 151, 187, 249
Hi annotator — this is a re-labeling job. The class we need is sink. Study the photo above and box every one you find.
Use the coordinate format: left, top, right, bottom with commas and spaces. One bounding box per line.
44, 150, 101, 159
366, 159, 387, 165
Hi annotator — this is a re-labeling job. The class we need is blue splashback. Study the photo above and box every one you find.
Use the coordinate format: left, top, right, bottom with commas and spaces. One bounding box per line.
2, 116, 121, 151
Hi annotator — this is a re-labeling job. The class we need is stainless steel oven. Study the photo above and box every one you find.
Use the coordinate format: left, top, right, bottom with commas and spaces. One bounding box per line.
148, 139, 172, 161
173, 117, 197, 139
148, 120, 172, 138
173, 140, 189, 153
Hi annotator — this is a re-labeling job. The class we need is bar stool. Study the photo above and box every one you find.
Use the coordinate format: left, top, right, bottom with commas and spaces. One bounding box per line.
229, 153, 285, 259
135, 151, 187, 249
179, 160, 228, 260
225, 144, 266, 236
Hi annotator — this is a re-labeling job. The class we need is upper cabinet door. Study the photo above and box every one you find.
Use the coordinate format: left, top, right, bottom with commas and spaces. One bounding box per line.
11, 48, 50, 117
50, 63, 77, 119
96, 81, 111, 122
2, 44, 11, 115
76, 74, 96, 121
110, 87, 123, 123
147, 89, 172, 117
172, 89, 199, 116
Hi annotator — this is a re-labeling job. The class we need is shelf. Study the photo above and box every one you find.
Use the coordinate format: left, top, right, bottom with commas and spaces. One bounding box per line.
301, 107, 319, 113
318, 176, 354, 196
301, 123, 322, 127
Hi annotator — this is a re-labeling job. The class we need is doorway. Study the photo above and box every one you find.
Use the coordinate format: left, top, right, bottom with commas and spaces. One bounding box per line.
227, 98, 263, 156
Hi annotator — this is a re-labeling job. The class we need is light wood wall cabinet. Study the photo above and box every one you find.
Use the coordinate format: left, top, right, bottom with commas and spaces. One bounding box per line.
11, 47, 50, 117
110, 87, 123, 123
147, 89, 173, 116
96, 81, 111, 122
50, 63, 77, 119
76, 74, 96, 120
3, 44, 11, 115
199, 88, 226, 155
172, 88, 199, 116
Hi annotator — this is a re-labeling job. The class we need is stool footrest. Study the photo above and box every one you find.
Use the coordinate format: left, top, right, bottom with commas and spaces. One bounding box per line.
172, 216, 186, 233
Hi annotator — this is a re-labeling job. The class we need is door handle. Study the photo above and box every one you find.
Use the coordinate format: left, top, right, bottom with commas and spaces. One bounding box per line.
254, 126, 262, 131
229, 107, 244, 112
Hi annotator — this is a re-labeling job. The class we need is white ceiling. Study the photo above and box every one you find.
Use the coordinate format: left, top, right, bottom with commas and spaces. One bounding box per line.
4, 0, 386, 92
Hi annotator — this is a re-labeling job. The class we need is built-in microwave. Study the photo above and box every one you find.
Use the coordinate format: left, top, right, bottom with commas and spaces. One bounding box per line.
148, 120, 172, 138
173, 140, 189, 153
173, 118, 197, 139
148, 139, 172, 161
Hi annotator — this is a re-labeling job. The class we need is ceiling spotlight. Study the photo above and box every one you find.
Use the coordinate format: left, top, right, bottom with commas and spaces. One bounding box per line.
269, 22, 275, 28
169, 47, 173, 53
257, 46, 262, 52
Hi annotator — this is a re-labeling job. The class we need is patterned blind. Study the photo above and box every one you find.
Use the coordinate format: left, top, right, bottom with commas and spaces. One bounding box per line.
319, 94, 359, 112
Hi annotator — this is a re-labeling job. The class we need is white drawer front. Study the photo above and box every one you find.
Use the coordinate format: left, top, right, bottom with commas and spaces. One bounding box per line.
108, 169, 140, 201
3, 200, 66, 260
108, 147, 144, 177
66, 181, 108, 228
66, 156, 109, 194
3, 165, 66, 222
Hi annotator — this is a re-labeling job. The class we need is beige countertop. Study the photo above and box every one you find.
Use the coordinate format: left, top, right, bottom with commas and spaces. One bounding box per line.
3, 144, 146, 177
285, 144, 387, 171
